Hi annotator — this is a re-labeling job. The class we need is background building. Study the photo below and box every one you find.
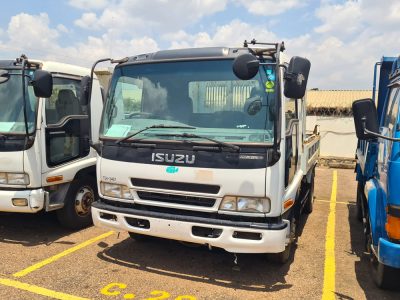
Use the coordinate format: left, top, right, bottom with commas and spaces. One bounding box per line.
306, 89, 372, 158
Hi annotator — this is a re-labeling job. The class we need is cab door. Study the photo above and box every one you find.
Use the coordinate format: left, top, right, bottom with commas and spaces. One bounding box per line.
285, 98, 299, 187
41, 76, 90, 177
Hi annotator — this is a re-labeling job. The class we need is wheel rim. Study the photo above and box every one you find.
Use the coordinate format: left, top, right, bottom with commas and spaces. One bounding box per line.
74, 186, 94, 217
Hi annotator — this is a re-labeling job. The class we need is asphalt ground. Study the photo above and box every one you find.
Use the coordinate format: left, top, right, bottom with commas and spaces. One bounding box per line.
0, 168, 399, 300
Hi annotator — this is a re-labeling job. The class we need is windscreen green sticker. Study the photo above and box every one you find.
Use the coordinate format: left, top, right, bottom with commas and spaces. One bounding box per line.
105, 124, 131, 137
0, 122, 15, 132
265, 81, 275, 93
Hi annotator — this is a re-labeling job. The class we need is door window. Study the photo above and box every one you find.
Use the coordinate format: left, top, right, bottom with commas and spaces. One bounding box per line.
378, 87, 400, 183
285, 98, 299, 187
45, 78, 83, 124
45, 77, 89, 167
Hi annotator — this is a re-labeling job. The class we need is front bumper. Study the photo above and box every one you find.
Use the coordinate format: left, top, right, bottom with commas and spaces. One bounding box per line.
378, 237, 400, 268
92, 201, 289, 253
0, 188, 46, 213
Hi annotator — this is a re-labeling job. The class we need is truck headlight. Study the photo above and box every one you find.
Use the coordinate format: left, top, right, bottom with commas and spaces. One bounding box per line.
100, 182, 133, 199
220, 196, 270, 213
0, 172, 30, 185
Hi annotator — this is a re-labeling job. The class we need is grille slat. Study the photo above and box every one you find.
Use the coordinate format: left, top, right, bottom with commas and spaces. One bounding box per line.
137, 191, 216, 208
132, 178, 220, 194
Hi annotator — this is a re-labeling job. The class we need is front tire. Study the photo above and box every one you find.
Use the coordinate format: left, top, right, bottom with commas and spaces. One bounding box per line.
57, 177, 97, 229
371, 247, 400, 289
268, 218, 296, 264
303, 168, 315, 214
367, 225, 400, 290
356, 181, 363, 222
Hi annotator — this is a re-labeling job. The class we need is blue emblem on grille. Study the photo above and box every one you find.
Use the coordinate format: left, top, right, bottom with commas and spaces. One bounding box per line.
166, 166, 179, 174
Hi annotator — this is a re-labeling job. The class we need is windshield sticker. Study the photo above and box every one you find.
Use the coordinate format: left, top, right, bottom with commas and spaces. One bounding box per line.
266, 68, 275, 81
0, 122, 15, 132
166, 166, 179, 174
265, 81, 275, 93
105, 124, 131, 137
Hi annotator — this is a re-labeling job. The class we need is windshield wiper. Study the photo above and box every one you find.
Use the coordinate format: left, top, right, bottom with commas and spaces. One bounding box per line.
156, 132, 240, 152
116, 124, 195, 144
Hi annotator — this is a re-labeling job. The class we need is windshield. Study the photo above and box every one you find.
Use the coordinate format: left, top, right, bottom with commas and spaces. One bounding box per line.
0, 70, 37, 134
101, 59, 277, 144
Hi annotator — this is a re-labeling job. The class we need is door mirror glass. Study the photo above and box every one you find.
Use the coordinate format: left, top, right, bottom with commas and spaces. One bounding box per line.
0, 69, 10, 84
284, 56, 311, 99
80, 75, 91, 106
31, 70, 53, 98
232, 53, 260, 80
352, 98, 379, 140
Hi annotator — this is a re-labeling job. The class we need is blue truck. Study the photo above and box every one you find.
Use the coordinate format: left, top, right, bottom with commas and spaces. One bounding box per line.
353, 56, 400, 289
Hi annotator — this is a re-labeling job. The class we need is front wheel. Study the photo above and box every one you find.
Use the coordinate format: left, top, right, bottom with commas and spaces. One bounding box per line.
268, 218, 296, 264
303, 168, 315, 214
356, 181, 364, 222
367, 227, 400, 290
57, 177, 97, 229
371, 250, 400, 289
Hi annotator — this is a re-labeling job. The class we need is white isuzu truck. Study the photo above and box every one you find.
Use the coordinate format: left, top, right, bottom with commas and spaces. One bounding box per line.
0, 55, 103, 229
89, 41, 320, 261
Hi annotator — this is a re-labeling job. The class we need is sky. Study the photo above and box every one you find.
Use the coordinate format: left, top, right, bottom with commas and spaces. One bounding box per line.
0, 0, 399, 90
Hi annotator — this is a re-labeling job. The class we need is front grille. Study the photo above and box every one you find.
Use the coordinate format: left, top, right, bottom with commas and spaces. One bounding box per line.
137, 191, 216, 207
131, 178, 220, 194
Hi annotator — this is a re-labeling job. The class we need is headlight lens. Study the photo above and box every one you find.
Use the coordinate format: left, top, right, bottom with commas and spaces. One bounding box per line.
0, 172, 29, 185
220, 196, 270, 213
100, 182, 133, 199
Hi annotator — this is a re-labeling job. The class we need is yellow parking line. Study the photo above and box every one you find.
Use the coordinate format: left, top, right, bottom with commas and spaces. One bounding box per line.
316, 199, 354, 205
0, 277, 89, 300
322, 170, 337, 300
13, 231, 114, 278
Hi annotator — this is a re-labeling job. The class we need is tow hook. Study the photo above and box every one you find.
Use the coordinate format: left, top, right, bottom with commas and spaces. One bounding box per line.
232, 253, 240, 271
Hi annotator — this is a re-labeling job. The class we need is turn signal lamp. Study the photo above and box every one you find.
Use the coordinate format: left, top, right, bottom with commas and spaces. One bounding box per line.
12, 198, 28, 207
386, 205, 400, 240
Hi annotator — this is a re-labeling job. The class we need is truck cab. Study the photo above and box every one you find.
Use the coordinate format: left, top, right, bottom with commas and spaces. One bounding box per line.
90, 42, 319, 261
0, 56, 103, 229
353, 56, 400, 288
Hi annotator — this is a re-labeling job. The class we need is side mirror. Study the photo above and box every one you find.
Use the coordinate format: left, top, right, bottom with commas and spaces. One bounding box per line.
31, 70, 53, 98
284, 56, 311, 99
352, 98, 379, 140
0, 69, 10, 84
232, 53, 260, 80
80, 75, 91, 106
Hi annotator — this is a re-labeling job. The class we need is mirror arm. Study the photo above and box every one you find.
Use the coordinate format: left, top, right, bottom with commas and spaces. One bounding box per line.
86, 56, 128, 146
88, 57, 128, 105
20, 58, 30, 139
279, 64, 287, 71
364, 128, 400, 142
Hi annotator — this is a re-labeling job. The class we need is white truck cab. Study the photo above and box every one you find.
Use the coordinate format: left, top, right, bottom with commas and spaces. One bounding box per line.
90, 42, 320, 261
0, 56, 103, 229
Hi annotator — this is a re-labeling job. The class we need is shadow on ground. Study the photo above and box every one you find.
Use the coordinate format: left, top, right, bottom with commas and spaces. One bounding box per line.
348, 204, 400, 299
0, 212, 76, 247
97, 213, 310, 292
